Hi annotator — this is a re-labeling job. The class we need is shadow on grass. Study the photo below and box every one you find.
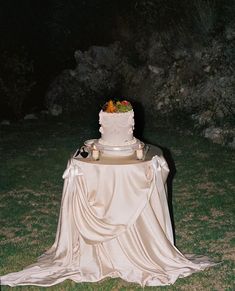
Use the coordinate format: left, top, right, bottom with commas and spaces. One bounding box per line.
161, 145, 177, 245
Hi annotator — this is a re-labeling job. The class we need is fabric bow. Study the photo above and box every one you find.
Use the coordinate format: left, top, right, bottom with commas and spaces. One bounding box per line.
62, 164, 83, 179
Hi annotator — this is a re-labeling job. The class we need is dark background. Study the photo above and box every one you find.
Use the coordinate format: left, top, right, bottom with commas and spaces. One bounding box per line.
0, 0, 234, 120
0, 0, 120, 118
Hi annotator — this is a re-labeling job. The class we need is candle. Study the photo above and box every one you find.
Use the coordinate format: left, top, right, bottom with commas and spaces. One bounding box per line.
136, 144, 143, 160
92, 145, 100, 160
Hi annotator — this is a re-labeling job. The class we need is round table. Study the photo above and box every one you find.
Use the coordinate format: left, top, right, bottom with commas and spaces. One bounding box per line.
1, 145, 214, 287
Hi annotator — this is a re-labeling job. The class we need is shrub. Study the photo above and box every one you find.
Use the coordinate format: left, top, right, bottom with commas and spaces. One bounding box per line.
0, 49, 36, 119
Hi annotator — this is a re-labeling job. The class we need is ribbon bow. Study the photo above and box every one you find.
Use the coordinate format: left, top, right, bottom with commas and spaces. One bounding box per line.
62, 164, 83, 179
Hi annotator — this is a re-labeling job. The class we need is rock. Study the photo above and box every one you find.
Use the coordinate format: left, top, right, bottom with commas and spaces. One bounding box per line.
164, 97, 170, 105
191, 113, 199, 121
44, 32, 235, 139
1, 120, 10, 125
225, 25, 235, 41
46, 43, 123, 114
215, 109, 224, 119
75, 44, 120, 68
228, 137, 235, 149
24, 114, 38, 120
198, 110, 213, 125
146, 33, 171, 66
40, 110, 49, 115
204, 127, 224, 144
148, 65, 164, 75
194, 51, 202, 59
204, 65, 211, 73
50, 104, 62, 116
174, 49, 188, 60
157, 101, 164, 110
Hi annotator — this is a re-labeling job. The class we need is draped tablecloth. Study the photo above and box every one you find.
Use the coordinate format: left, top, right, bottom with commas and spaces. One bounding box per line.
1, 146, 215, 287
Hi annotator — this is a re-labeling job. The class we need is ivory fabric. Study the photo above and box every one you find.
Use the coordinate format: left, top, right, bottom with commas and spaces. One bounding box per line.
1, 146, 215, 287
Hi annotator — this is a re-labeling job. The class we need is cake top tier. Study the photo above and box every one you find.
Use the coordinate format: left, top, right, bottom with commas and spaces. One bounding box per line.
102, 100, 132, 113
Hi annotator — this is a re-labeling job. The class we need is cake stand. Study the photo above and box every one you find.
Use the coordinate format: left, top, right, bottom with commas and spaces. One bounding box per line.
84, 139, 145, 158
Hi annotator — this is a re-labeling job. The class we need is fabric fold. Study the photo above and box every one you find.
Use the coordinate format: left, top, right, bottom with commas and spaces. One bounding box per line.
62, 162, 83, 179
62, 159, 154, 244
0, 146, 216, 287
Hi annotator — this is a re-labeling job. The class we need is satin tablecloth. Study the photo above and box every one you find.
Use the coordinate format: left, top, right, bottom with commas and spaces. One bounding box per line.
1, 146, 214, 287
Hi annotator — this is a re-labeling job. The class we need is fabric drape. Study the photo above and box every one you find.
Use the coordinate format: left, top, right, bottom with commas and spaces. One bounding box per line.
0, 148, 215, 287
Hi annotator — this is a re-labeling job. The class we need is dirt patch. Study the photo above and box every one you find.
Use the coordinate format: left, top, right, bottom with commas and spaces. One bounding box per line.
197, 181, 217, 191
193, 152, 210, 159
210, 208, 225, 218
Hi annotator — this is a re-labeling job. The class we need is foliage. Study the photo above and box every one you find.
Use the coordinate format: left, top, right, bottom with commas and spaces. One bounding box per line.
0, 49, 36, 118
44, 0, 118, 63
132, 0, 220, 33
118, 0, 235, 52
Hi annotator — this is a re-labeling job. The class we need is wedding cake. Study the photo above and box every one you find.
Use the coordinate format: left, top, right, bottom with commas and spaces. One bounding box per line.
98, 100, 136, 146
84, 100, 144, 158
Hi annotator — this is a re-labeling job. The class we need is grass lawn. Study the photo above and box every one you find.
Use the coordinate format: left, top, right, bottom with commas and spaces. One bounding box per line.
0, 116, 234, 291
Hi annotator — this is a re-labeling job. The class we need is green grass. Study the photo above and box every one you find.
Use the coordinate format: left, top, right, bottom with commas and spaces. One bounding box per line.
0, 117, 234, 291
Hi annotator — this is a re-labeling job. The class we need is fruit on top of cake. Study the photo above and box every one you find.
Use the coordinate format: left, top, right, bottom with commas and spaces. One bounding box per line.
105, 100, 117, 113
102, 100, 132, 113
116, 100, 132, 112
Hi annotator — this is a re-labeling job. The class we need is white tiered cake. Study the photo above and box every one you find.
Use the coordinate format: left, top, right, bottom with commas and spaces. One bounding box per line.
84, 100, 144, 158
93, 100, 143, 157
98, 110, 136, 146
